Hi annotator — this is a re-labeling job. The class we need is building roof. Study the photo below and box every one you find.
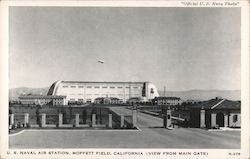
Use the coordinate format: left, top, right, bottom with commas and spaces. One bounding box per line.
62, 81, 149, 84
19, 95, 66, 99
155, 97, 181, 100
128, 97, 141, 101
47, 80, 151, 96
191, 98, 240, 110
94, 97, 120, 100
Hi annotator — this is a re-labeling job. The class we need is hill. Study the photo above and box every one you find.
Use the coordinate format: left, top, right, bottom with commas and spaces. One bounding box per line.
9, 87, 49, 101
158, 90, 240, 101
9, 87, 240, 101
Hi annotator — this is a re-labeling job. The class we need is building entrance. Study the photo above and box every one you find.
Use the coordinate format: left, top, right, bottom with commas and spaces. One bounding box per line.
216, 112, 224, 127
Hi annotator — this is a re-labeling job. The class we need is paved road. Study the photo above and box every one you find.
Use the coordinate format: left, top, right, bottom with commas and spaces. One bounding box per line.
9, 108, 240, 149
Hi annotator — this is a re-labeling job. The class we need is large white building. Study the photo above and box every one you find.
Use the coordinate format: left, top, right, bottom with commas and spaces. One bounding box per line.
47, 81, 159, 104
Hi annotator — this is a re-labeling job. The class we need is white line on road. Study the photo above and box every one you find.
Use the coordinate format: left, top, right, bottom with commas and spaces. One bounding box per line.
18, 129, 141, 133
9, 129, 25, 137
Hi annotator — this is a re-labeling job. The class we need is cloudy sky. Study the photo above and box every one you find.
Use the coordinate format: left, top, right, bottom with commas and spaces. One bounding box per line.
9, 7, 241, 91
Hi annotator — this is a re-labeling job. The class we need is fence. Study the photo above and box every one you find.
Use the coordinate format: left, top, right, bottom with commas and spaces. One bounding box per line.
9, 106, 137, 129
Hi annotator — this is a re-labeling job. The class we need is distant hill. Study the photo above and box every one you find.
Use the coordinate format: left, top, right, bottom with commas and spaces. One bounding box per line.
9, 87, 49, 100
158, 90, 240, 101
9, 87, 240, 101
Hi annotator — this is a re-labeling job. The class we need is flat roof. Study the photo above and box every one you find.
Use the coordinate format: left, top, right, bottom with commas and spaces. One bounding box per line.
19, 95, 66, 99
155, 97, 181, 100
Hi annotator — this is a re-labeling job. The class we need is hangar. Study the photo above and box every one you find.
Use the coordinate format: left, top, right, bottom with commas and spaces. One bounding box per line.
47, 80, 159, 104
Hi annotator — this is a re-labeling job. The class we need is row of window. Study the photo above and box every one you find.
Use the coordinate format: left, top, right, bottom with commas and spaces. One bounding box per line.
67, 94, 140, 96
62, 85, 140, 89
69, 98, 125, 102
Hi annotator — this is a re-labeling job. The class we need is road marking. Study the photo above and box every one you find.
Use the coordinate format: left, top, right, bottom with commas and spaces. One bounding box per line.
23, 129, 141, 132
9, 129, 25, 137
136, 126, 142, 131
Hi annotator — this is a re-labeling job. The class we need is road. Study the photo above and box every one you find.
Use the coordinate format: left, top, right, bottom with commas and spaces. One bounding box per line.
9, 108, 240, 148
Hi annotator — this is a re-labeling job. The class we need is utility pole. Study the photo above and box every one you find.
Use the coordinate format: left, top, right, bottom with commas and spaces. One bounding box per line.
164, 86, 166, 97
129, 81, 131, 100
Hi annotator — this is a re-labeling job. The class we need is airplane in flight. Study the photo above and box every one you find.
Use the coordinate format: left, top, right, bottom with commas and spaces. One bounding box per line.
98, 60, 104, 64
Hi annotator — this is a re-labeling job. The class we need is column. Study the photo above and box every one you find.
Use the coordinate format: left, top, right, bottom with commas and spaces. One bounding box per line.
238, 114, 241, 126
224, 113, 228, 127
59, 113, 63, 127
200, 110, 206, 128
120, 115, 124, 128
229, 114, 233, 127
132, 110, 137, 127
108, 114, 112, 128
162, 107, 167, 128
92, 114, 96, 126
41, 113, 46, 127
166, 109, 172, 128
211, 113, 217, 127
24, 113, 29, 127
75, 114, 79, 127
10, 114, 14, 126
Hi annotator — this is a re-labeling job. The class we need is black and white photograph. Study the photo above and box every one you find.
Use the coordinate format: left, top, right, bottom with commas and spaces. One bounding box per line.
0, 1, 249, 159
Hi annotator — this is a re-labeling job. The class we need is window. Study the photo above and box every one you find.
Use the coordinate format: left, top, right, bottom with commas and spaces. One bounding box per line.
70, 86, 76, 88
78, 86, 84, 88
233, 115, 238, 122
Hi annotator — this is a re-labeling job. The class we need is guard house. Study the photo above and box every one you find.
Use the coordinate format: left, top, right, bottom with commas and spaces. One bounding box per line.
189, 97, 241, 128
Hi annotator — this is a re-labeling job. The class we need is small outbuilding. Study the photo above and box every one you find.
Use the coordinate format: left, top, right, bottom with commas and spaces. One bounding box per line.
189, 97, 240, 128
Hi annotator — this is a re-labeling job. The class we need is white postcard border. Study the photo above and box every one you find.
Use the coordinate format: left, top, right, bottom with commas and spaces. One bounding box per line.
0, 1, 249, 159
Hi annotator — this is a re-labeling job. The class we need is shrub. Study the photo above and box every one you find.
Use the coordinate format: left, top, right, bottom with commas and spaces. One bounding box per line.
26, 123, 30, 128
11, 124, 16, 130
17, 122, 22, 128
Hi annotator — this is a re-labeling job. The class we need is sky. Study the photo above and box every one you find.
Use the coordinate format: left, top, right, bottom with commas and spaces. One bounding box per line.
9, 7, 241, 91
